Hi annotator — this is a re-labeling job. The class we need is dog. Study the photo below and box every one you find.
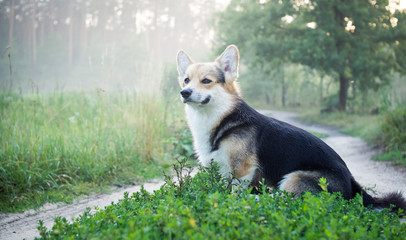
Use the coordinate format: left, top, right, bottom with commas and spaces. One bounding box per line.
176, 45, 406, 212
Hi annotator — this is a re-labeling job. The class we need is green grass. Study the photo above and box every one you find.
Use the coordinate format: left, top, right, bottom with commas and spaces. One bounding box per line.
299, 111, 381, 144
373, 150, 406, 166
374, 104, 406, 166
0, 91, 192, 212
307, 130, 329, 139
37, 161, 406, 239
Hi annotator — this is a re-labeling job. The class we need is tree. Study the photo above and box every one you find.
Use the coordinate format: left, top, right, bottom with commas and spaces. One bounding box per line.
215, 0, 406, 111
214, 0, 297, 107
8, 0, 15, 46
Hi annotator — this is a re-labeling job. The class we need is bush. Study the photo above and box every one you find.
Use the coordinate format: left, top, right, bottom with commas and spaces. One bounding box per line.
376, 104, 406, 167
381, 104, 406, 153
37, 162, 406, 239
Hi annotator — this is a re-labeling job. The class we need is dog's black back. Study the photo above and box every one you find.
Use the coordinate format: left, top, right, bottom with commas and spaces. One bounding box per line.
212, 98, 406, 212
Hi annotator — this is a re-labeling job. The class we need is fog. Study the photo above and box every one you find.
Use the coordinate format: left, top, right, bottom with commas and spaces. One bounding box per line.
0, 0, 229, 94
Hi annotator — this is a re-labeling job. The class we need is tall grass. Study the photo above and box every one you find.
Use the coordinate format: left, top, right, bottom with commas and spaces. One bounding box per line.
0, 91, 187, 212
374, 103, 406, 166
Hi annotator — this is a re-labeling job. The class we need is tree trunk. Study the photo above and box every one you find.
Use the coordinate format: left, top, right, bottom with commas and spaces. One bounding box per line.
8, 0, 15, 45
32, 2, 37, 66
68, 2, 73, 66
49, 0, 55, 33
281, 65, 286, 107
23, 17, 28, 61
339, 73, 349, 112
39, 19, 45, 47
319, 73, 324, 106
80, 12, 88, 61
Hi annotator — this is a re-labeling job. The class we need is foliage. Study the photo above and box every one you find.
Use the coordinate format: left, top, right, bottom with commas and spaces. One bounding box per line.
380, 104, 406, 152
321, 93, 340, 112
164, 127, 194, 159
36, 161, 406, 239
377, 103, 406, 165
0, 91, 192, 212
214, 0, 406, 111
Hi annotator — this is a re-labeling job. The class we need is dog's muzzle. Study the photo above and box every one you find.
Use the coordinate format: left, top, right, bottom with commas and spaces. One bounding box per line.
180, 89, 211, 105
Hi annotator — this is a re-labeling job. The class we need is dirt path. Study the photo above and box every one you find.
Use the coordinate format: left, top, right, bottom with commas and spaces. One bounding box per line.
0, 180, 165, 240
1, 110, 406, 240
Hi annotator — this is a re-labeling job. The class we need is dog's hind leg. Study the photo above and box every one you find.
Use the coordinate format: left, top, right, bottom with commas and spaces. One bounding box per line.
278, 170, 351, 198
231, 166, 257, 191
278, 171, 322, 196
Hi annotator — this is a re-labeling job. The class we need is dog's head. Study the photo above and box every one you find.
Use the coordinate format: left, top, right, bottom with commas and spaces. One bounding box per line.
176, 45, 241, 107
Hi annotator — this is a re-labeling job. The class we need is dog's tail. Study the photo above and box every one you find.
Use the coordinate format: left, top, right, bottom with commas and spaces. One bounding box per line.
351, 177, 406, 214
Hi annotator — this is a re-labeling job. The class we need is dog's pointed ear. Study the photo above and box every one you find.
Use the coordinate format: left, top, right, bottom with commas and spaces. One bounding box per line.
216, 45, 239, 81
177, 50, 194, 76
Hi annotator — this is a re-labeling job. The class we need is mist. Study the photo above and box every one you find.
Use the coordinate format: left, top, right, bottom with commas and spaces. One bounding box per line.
0, 0, 229, 94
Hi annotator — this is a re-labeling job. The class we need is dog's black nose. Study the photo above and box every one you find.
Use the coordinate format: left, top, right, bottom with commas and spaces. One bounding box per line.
180, 89, 192, 98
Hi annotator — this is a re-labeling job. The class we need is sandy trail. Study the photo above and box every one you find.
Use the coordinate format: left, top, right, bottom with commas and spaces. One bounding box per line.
1, 110, 406, 240
0, 180, 165, 240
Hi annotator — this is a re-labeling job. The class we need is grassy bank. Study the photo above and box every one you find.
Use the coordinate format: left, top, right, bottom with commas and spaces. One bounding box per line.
37, 162, 406, 239
299, 106, 406, 167
299, 111, 381, 143
0, 91, 192, 212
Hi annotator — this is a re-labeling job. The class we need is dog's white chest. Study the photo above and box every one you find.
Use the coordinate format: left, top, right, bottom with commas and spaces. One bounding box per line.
185, 105, 231, 176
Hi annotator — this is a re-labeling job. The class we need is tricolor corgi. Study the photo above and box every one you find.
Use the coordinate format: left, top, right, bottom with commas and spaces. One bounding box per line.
176, 45, 406, 212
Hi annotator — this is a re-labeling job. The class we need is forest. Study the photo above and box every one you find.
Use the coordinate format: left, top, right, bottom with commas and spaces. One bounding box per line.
0, 0, 224, 93
1, 0, 405, 112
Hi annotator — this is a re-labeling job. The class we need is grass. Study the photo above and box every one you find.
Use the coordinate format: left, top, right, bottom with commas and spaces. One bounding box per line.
307, 130, 329, 139
299, 110, 381, 144
375, 104, 406, 165
0, 91, 192, 212
37, 161, 406, 239
373, 150, 406, 166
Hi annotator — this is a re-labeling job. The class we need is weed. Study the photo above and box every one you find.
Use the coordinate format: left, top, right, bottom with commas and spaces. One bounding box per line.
163, 157, 194, 196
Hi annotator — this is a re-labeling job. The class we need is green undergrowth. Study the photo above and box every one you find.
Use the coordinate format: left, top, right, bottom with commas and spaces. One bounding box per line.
37, 161, 405, 239
0, 91, 193, 212
374, 104, 406, 166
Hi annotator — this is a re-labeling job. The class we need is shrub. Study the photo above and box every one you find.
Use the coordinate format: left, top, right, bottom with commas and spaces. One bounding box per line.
381, 104, 406, 153
378, 104, 406, 166
37, 162, 406, 239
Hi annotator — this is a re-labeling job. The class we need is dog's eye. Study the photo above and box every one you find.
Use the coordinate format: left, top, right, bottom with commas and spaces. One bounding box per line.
184, 78, 190, 84
201, 78, 212, 84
